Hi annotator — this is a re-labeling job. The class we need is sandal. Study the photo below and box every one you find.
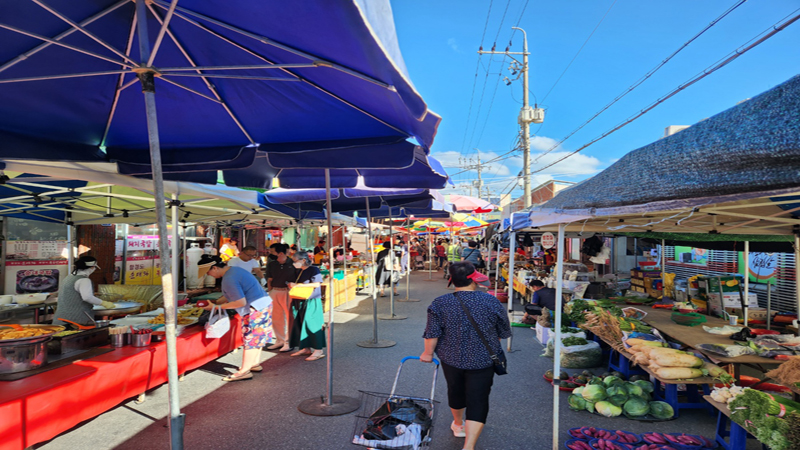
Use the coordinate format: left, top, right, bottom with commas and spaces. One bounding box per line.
291, 349, 312, 357
305, 353, 325, 361
250, 365, 263, 372
222, 372, 253, 382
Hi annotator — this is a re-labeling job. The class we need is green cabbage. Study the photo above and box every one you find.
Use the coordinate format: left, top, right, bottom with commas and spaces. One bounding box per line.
623, 397, 650, 418
649, 401, 675, 419
568, 394, 587, 411
608, 394, 629, 407
603, 376, 624, 387
581, 384, 607, 402
585, 401, 596, 414
595, 401, 623, 417
633, 379, 654, 394
624, 382, 644, 398
572, 386, 584, 396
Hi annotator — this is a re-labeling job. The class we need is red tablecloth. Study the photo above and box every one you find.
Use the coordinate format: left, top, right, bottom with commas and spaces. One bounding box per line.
0, 320, 242, 450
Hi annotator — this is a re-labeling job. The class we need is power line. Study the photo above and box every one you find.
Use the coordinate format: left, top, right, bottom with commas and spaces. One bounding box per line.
534, 0, 748, 163
459, 2, 496, 153
540, 0, 618, 104
531, 8, 800, 175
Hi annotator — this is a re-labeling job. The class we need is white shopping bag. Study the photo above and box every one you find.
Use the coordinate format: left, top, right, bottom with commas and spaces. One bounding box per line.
205, 305, 230, 339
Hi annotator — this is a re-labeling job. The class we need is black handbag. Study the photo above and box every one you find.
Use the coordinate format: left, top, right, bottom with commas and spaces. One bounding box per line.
454, 291, 508, 375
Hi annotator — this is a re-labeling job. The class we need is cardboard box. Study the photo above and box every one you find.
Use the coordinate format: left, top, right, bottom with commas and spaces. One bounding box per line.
646, 286, 662, 298
535, 322, 551, 345
708, 292, 758, 316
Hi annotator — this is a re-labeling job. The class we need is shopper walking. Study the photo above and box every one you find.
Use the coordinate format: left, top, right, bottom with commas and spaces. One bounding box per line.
287, 251, 325, 361
375, 241, 400, 297
420, 261, 511, 450
265, 243, 296, 352
199, 255, 272, 381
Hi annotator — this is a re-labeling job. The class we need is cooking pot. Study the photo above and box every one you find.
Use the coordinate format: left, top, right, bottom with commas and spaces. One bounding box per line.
0, 335, 50, 373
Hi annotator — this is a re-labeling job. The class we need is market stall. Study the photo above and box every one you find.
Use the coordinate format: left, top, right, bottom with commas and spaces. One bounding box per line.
0, 317, 242, 450
513, 74, 800, 449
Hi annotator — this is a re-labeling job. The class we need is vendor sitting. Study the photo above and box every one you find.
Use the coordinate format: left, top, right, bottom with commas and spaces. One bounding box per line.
522, 280, 557, 324
52, 256, 116, 327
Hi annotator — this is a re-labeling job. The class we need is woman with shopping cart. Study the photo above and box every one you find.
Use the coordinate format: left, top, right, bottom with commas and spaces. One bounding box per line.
420, 261, 511, 450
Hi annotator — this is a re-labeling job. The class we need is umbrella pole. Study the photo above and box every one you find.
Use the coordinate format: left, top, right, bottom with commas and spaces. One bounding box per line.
426, 229, 436, 282
398, 217, 419, 302
379, 209, 406, 320
744, 241, 750, 327
357, 199, 395, 348
298, 169, 358, 416
552, 223, 566, 450
135, 3, 183, 447
172, 194, 179, 298
506, 224, 516, 353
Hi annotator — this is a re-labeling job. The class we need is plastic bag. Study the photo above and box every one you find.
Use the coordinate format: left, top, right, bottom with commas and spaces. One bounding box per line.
205, 305, 231, 339
544, 331, 587, 356
362, 398, 431, 441
671, 312, 707, 327
703, 325, 744, 336
697, 343, 755, 358
550, 340, 602, 368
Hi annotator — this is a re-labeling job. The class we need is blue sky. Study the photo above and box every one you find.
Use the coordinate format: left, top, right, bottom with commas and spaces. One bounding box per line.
390, 0, 800, 202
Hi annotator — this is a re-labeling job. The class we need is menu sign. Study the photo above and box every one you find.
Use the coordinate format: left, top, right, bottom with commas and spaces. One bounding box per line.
4, 260, 68, 295
7, 240, 68, 260
125, 256, 154, 285
126, 235, 173, 251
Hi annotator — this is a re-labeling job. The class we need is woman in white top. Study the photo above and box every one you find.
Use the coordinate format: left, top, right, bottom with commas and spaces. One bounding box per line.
52, 256, 115, 326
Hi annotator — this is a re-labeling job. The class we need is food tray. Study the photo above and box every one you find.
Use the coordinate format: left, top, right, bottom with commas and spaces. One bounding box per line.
48, 327, 110, 354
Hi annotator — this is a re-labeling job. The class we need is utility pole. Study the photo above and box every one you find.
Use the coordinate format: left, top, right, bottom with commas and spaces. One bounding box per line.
478, 27, 543, 209
475, 149, 483, 201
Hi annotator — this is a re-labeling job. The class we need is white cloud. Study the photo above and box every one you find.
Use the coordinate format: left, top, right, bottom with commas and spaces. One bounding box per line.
531, 151, 603, 177
530, 135, 562, 152
447, 38, 461, 53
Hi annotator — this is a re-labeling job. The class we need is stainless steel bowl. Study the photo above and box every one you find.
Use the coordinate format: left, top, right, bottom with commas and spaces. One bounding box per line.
92, 301, 143, 317
0, 335, 50, 373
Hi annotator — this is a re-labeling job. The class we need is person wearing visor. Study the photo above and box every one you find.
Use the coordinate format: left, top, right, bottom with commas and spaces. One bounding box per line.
421, 261, 511, 450
198, 255, 273, 382
53, 256, 116, 327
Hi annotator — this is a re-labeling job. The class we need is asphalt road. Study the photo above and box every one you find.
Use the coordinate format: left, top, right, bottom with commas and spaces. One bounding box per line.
37, 271, 750, 450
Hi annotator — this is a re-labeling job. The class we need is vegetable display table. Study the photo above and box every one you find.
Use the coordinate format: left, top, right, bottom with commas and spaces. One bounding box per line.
642, 309, 778, 378
0, 319, 242, 450
703, 395, 767, 450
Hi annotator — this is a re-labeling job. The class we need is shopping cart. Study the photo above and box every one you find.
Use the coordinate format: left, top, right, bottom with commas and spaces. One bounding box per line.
351, 356, 440, 450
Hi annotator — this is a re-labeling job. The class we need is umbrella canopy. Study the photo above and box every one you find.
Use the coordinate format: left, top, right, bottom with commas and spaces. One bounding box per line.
0, 0, 440, 167
446, 194, 498, 213
0, 172, 290, 225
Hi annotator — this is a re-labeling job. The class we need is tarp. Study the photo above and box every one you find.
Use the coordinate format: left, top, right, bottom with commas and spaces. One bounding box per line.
542, 75, 800, 213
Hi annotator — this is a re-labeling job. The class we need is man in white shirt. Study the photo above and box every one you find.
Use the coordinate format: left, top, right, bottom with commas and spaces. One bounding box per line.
227, 245, 266, 287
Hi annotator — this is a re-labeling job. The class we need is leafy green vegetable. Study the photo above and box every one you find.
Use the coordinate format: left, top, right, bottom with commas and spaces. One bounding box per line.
603, 376, 624, 387
572, 386, 584, 396
568, 394, 587, 411
608, 394, 629, 407
595, 401, 623, 417
624, 382, 644, 398
561, 325, 581, 334
585, 401, 596, 414
623, 397, 650, 418
649, 401, 675, 419
581, 385, 607, 402
633, 380, 654, 394
562, 336, 589, 346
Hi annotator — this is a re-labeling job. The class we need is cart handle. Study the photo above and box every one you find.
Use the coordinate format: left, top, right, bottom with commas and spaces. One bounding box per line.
401, 356, 440, 365
391, 356, 440, 400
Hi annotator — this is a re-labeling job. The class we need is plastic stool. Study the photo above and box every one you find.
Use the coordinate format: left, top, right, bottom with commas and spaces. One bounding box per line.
607, 349, 646, 378
651, 379, 713, 419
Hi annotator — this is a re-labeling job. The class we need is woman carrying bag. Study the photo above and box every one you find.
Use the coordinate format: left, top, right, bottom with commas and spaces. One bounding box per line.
420, 261, 511, 450
198, 255, 273, 382
374, 241, 400, 297
287, 251, 325, 361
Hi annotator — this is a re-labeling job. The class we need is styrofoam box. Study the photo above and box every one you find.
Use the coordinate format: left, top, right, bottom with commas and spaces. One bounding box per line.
535, 322, 551, 345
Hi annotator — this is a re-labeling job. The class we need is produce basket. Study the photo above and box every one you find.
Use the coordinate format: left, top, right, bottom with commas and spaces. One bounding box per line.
581, 428, 618, 441
588, 438, 633, 450
568, 428, 590, 441
665, 433, 715, 449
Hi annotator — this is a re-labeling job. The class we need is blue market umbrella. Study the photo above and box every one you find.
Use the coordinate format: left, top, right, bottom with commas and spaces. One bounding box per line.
0, 0, 443, 442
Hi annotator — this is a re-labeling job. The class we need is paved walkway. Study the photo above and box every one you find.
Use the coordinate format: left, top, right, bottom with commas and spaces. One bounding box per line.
37, 271, 734, 450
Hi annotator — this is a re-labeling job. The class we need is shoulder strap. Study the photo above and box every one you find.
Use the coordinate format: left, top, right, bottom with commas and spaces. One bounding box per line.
454, 291, 502, 364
